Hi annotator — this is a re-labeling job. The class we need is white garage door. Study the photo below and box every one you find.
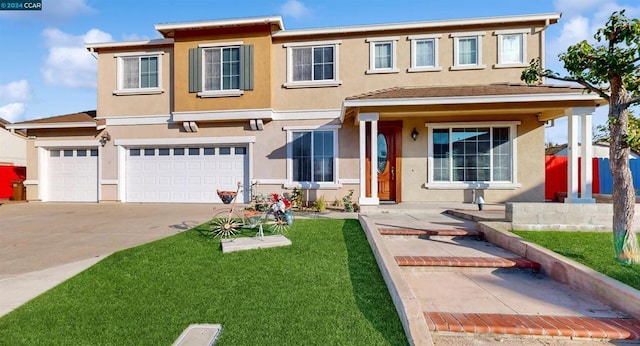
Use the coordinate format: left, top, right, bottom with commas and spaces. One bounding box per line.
47, 148, 99, 202
125, 146, 249, 203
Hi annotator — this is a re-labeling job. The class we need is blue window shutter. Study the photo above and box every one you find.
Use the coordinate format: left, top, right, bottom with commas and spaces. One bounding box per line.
239, 45, 254, 90
188, 48, 202, 93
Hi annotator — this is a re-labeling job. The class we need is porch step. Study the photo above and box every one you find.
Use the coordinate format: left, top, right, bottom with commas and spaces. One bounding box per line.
395, 256, 541, 271
424, 311, 640, 340
379, 227, 483, 237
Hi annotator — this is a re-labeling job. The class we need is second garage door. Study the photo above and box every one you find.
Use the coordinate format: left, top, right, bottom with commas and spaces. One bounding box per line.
125, 146, 248, 203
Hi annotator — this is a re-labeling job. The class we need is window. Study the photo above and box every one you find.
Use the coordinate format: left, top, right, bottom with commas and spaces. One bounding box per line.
495, 30, 528, 67
173, 148, 184, 156
115, 53, 163, 95
188, 43, 253, 97
428, 123, 518, 187
204, 148, 215, 155
77, 150, 87, 157
366, 37, 399, 74
284, 40, 341, 88
451, 32, 486, 70
130, 149, 141, 156
50, 150, 60, 157
408, 34, 442, 72
204, 47, 240, 91
159, 148, 170, 156
219, 147, 231, 155
64, 150, 73, 157
144, 149, 155, 156
188, 148, 200, 156
291, 130, 334, 183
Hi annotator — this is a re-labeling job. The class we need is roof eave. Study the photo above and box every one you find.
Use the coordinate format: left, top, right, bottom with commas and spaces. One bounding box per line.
5, 122, 98, 130
343, 92, 605, 108
273, 12, 561, 38
86, 38, 174, 52
154, 15, 284, 37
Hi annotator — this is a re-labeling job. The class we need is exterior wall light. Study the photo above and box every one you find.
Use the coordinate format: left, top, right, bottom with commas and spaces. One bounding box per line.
411, 127, 419, 141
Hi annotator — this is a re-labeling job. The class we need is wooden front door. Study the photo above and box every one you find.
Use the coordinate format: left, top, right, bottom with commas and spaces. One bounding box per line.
367, 121, 401, 202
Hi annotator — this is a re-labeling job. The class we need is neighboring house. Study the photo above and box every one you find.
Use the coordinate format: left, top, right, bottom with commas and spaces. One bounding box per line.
0, 118, 27, 167
546, 142, 640, 159
7, 13, 606, 206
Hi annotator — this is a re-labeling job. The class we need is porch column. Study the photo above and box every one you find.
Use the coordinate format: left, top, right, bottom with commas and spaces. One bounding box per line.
358, 113, 380, 206
565, 107, 596, 203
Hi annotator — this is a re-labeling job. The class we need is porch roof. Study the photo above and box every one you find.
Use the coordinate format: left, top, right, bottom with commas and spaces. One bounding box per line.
341, 83, 608, 122
4, 110, 103, 130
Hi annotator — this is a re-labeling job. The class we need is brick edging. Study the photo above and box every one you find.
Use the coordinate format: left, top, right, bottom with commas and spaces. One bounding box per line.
478, 221, 640, 321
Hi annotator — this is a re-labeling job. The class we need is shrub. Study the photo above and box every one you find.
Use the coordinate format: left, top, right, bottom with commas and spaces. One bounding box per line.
313, 196, 326, 212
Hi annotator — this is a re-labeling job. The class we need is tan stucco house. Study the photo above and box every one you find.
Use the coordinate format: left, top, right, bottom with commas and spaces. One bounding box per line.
7, 13, 606, 206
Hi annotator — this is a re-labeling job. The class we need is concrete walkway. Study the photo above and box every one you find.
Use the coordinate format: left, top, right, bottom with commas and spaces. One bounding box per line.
360, 206, 640, 345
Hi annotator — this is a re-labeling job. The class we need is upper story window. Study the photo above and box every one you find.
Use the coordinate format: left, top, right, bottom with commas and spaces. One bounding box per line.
495, 29, 529, 68
408, 34, 442, 72
366, 37, 399, 74
451, 32, 486, 70
284, 40, 342, 88
188, 42, 253, 98
203, 46, 240, 91
114, 52, 164, 95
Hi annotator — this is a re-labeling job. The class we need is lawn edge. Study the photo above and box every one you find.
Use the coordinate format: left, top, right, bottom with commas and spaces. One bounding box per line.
479, 221, 640, 320
359, 215, 434, 346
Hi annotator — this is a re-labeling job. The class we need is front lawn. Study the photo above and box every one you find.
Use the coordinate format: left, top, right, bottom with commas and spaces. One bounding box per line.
513, 231, 640, 290
0, 219, 407, 345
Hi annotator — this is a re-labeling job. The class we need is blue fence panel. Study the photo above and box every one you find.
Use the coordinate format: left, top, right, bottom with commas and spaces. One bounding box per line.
599, 158, 640, 196
632, 159, 640, 196
598, 158, 613, 194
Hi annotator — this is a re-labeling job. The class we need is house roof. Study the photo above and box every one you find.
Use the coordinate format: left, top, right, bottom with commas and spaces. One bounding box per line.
86, 38, 174, 51
346, 83, 591, 100
0, 117, 26, 136
5, 110, 102, 130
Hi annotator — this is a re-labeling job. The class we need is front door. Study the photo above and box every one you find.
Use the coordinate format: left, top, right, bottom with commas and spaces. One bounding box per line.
367, 121, 401, 202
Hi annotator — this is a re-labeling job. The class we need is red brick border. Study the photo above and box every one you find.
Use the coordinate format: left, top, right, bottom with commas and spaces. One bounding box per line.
424, 312, 640, 340
396, 256, 541, 270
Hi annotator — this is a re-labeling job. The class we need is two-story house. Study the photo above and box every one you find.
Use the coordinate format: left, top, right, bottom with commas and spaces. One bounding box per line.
9, 13, 606, 206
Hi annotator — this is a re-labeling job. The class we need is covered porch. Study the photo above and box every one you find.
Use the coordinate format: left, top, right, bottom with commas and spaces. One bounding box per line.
340, 83, 608, 207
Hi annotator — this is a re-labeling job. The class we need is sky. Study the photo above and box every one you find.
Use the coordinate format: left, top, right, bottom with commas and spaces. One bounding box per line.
0, 0, 639, 144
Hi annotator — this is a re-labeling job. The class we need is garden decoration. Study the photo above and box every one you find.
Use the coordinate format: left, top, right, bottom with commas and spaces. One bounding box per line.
211, 184, 293, 239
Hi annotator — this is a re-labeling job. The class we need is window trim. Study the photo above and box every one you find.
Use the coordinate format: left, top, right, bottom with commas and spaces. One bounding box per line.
450, 31, 486, 70
114, 51, 164, 95
198, 45, 243, 98
284, 125, 341, 188
283, 40, 342, 88
494, 29, 529, 68
425, 121, 520, 189
366, 36, 400, 74
408, 34, 442, 72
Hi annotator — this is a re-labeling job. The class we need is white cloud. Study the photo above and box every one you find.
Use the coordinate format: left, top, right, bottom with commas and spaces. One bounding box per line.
0, 80, 30, 102
122, 33, 150, 42
0, 103, 26, 123
41, 28, 112, 89
280, 0, 310, 20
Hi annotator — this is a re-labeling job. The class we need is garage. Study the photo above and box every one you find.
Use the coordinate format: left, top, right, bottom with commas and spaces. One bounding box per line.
47, 148, 99, 202
125, 145, 249, 203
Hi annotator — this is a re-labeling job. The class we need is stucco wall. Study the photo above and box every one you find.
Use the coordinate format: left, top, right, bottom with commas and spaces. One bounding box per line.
96, 46, 172, 117
271, 24, 543, 111
0, 130, 26, 166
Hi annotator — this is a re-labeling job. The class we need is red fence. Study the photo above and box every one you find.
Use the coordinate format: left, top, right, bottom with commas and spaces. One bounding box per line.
0, 165, 26, 199
545, 156, 600, 201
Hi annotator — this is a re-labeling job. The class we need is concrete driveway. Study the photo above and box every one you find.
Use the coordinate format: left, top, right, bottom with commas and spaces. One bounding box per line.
0, 202, 216, 317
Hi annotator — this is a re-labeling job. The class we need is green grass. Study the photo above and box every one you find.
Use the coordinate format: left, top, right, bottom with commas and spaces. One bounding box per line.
513, 231, 640, 290
0, 219, 407, 345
